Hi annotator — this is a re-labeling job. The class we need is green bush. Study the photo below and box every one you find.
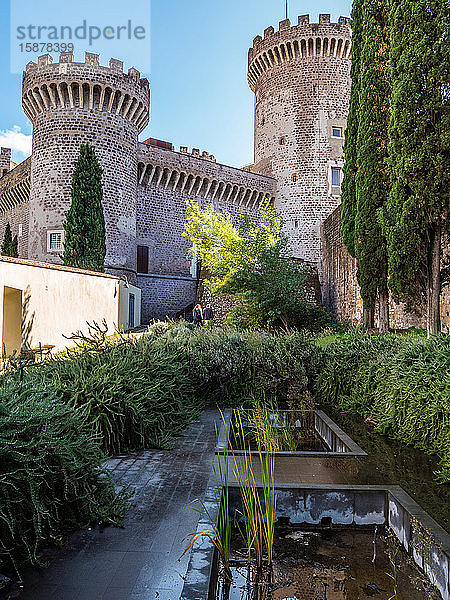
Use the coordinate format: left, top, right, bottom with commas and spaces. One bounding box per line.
315, 332, 450, 482
2, 325, 321, 456
0, 393, 126, 575
2, 334, 199, 455
144, 323, 321, 407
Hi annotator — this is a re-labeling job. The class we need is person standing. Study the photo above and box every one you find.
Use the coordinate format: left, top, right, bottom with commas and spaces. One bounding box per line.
203, 305, 214, 326
192, 304, 203, 327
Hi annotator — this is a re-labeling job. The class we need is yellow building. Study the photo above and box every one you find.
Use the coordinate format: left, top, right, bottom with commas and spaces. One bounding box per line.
0, 256, 141, 357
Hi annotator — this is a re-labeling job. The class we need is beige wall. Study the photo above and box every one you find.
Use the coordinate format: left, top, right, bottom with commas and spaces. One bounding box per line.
0, 259, 141, 355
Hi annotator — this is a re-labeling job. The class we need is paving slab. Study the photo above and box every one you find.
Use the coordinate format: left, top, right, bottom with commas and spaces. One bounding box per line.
8, 408, 218, 600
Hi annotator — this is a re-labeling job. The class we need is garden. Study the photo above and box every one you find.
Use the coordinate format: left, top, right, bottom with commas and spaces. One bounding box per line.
0, 322, 449, 599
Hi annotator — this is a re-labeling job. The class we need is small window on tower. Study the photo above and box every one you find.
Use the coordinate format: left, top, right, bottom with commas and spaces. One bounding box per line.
279, 136, 286, 146
137, 245, 149, 274
292, 173, 297, 182
331, 167, 341, 187
47, 230, 64, 252
332, 126, 343, 138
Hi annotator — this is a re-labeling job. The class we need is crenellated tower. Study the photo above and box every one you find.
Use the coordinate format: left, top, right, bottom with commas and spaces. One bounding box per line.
22, 52, 150, 279
248, 14, 352, 267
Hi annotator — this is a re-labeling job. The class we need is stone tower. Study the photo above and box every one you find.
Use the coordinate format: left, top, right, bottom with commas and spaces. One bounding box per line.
22, 52, 150, 279
248, 14, 352, 266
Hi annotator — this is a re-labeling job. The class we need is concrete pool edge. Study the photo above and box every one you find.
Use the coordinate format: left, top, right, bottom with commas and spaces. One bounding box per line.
180, 483, 450, 600
215, 408, 368, 458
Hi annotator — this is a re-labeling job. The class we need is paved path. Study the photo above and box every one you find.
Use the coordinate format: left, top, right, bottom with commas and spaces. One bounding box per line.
18, 409, 218, 600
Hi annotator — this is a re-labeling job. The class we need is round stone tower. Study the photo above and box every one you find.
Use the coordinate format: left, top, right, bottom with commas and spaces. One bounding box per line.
248, 14, 352, 266
22, 51, 150, 279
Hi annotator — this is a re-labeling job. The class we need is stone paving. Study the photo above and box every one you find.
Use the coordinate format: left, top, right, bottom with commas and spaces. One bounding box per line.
17, 409, 218, 600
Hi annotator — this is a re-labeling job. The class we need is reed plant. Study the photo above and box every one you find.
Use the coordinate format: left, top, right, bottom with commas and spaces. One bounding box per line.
229, 410, 277, 571
247, 396, 296, 452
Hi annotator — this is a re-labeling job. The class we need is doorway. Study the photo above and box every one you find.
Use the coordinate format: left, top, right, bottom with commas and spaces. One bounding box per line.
128, 293, 135, 329
2, 286, 22, 357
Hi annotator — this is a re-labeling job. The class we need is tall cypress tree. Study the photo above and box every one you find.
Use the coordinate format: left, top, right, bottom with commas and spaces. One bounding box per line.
63, 144, 106, 272
1, 222, 18, 257
384, 0, 449, 336
342, 0, 383, 328
354, 0, 391, 332
341, 0, 363, 260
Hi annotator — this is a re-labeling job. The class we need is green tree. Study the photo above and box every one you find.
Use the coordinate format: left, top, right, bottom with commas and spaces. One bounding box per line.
63, 144, 106, 272
1, 222, 18, 257
184, 200, 333, 331
384, 0, 449, 336
342, 0, 391, 331
354, 0, 391, 332
341, 0, 363, 261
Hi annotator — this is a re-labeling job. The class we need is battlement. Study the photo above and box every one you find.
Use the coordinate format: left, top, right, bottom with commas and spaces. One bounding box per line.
248, 14, 352, 90
25, 52, 147, 85
179, 146, 216, 162
250, 14, 351, 53
22, 52, 149, 132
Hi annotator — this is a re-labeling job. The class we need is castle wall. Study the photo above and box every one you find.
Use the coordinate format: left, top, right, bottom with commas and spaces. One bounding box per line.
249, 15, 352, 268
136, 142, 276, 320
321, 205, 450, 330
0, 158, 31, 259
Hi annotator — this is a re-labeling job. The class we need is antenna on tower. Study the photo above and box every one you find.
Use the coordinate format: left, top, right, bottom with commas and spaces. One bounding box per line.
285, 0, 289, 19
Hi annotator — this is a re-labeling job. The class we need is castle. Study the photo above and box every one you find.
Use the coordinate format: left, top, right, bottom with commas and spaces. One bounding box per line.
1, 15, 448, 328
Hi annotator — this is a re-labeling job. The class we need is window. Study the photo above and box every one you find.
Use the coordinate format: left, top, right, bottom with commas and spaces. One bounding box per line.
47, 230, 64, 252
18, 224, 23, 237
331, 167, 341, 187
292, 173, 297, 182
332, 126, 343, 138
279, 136, 286, 146
137, 245, 149, 274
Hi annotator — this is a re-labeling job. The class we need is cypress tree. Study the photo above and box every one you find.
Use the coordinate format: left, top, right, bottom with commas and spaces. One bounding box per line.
341, 0, 363, 260
1, 222, 18, 258
63, 144, 106, 272
384, 0, 449, 336
354, 0, 391, 332
341, 0, 382, 328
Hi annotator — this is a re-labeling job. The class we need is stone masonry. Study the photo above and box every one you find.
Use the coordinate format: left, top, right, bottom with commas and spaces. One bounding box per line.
248, 15, 352, 267
136, 143, 275, 320
321, 205, 450, 331
22, 52, 150, 281
0, 50, 275, 321
1, 16, 446, 327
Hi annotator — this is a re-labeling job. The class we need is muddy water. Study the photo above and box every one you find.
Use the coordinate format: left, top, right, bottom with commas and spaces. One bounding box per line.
218, 528, 439, 600
326, 409, 450, 533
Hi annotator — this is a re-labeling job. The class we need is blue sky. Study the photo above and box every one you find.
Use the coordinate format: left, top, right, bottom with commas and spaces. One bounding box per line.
0, 0, 352, 168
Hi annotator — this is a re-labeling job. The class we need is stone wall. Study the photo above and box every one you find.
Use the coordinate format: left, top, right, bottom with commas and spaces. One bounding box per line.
0, 148, 12, 178
249, 14, 352, 269
321, 205, 450, 330
136, 142, 276, 320
0, 158, 31, 259
138, 275, 197, 322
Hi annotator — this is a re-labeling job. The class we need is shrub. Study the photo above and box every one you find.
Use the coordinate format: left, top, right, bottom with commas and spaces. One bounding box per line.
315, 332, 450, 482
2, 334, 199, 455
0, 393, 126, 575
